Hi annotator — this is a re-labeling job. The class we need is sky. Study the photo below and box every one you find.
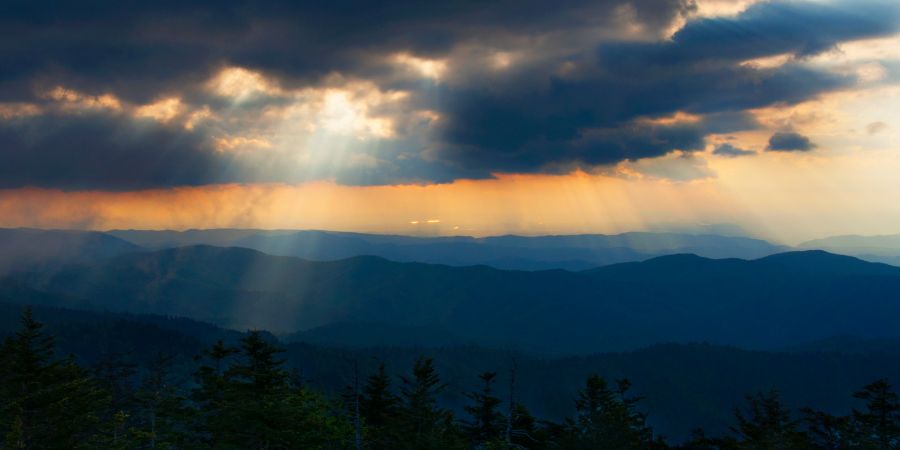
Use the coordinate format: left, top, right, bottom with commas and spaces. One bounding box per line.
1, 0, 899, 244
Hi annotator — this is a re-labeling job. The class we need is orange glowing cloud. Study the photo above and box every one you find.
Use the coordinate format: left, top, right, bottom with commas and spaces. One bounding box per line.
43, 86, 122, 111
0, 102, 42, 119
134, 97, 184, 122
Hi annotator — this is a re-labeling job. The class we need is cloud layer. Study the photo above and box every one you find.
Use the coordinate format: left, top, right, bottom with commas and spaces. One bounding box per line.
0, 0, 898, 188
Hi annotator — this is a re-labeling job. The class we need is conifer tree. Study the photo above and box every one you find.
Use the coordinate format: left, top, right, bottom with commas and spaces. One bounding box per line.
192, 331, 352, 449
802, 408, 856, 450
732, 390, 807, 450
361, 362, 401, 449
133, 352, 192, 449
190, 339, 237, 446
508, 402, 544, 449
563, 375, 654, 449
398, 356, 464, 449
339, 361, 364, 450
0, 308, 106, 449
94, 349, 137, 412
464, 371, 504, 447
93, 348, 139, 448
853, 379, 900, 450
220, 331, 296, 447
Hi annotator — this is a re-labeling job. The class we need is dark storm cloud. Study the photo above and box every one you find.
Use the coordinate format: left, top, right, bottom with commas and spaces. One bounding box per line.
0, 0, 898, 188
767, 131, 816, 152
0, 112, 235, 190
428, 0, 900, 174
0, 0, 693, 102
713, 143, 755, 157
430, 62, 846, 173
624, 0, 900, 64
437, 120, 708, 175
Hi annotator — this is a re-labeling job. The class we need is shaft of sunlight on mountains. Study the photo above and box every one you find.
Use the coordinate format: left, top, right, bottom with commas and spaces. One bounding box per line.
2, 0, 900, 447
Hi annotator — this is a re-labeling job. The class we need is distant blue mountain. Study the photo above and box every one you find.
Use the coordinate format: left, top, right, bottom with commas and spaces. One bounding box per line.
0, 228, 142, 273
107, 229, 788, 270
9, 246, 900, 354
799, 234, 900, 266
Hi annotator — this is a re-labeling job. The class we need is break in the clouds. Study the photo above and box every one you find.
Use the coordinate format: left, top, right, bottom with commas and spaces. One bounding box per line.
1, 0, 899, 188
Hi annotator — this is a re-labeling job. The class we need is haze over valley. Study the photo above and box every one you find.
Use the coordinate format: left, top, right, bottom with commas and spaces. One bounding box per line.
4, 0, 900, 447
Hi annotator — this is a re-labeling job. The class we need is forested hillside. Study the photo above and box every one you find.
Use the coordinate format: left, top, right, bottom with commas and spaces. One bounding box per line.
2, 231, 900, 446
2, 302, 900, 445
9, 246, 900, 353
2, 306, 899, 449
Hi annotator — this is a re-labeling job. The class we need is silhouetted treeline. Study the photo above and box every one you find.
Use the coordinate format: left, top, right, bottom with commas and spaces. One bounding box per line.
1, 308, 899, 449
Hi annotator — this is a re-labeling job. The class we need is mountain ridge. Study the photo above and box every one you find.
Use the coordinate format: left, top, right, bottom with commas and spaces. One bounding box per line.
9, 245, 900, 354
108, 228, 789, 270
0, 228, 143, 274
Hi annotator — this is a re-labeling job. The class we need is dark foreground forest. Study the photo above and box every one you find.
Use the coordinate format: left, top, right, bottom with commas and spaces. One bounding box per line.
2, 308, 899, 450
